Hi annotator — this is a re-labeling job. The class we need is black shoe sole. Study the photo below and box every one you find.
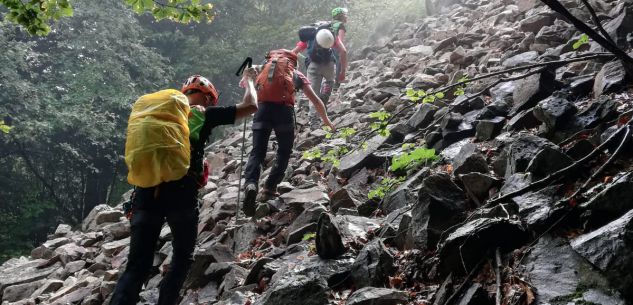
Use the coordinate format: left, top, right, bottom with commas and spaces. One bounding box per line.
243, 187, 257, 217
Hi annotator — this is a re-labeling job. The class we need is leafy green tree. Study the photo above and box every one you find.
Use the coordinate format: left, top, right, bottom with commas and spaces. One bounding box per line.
0, 0, 214, 35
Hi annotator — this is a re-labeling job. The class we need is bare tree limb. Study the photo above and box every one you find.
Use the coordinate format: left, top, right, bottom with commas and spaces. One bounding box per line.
579, 0, 617, 47
540, 0, 633, 75
485, 117, 633, 207
559, 125, 631, 204
495, 248, 503, 305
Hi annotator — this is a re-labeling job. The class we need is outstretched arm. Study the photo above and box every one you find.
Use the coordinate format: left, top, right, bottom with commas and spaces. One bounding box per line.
334, 38, 348, 82
303, 83, 336, 131
235, 68, 258, 120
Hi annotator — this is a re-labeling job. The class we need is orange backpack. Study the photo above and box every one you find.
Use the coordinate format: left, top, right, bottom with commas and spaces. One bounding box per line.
256, 49, 298, 105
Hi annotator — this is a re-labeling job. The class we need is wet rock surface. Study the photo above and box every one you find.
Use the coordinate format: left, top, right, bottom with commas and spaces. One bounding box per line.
3, 1, 633, 304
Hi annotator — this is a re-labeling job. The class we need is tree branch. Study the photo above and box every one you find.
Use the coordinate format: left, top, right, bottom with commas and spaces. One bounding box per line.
540, 0, 633, 75
559, 125, 631, 204
579, 0, 617, 47
485, 117, 633, 207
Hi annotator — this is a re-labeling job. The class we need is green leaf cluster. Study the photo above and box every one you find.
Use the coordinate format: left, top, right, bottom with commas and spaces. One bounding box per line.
0, 120, 12, 134
406, 88, 445, 104
390, 147, 438, 172
573, 34, 590, 50
369, 111, 391, 137
368, 176, 406, 200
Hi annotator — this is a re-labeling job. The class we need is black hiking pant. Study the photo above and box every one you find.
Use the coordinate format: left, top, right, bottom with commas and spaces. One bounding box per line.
109, 177, 199, 305
244, 102, 295, 191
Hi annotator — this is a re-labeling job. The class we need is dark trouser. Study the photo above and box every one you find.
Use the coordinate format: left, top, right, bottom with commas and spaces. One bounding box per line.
244, 103, 295, 191
110, 177, 199, 305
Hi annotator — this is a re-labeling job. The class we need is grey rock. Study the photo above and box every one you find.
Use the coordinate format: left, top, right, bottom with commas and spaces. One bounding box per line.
504, 133, 556, 178
408, 174, 469, 250
287, 223, 318, 246
407, 103, 439, 130
475, 117, 505, 141
339, 135, 389, 178
581, 173, 633, 225
351, 240, 396, 289
81, 204, 111, 231
506, 108, 539, 131
593, 60, 627, 98
346, 287, 408, 305
255, 272, 329, 305
53, 224, 72, 237
519, 13, 556, 33
460, 172, 501, 204
450, 95, 485, 115
95, 210, 124, 226
452, 143, 488, 176
438, 218, 527, 276
2, 280, 44, 302
525, 146, 574, 179
533, 96, 577, 131
524, 235, 624, 305
502, 51, 539, 68
512, 70, 557, 114
316, 213, 346, 259
571, 209, 633, 303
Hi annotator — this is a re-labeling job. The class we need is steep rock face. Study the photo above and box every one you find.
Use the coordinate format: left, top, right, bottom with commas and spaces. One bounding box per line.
3, 0, 633, 304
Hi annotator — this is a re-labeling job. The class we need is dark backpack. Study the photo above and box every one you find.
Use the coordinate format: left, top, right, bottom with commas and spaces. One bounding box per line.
256, 49, 298, 105
298, 21, 336, 65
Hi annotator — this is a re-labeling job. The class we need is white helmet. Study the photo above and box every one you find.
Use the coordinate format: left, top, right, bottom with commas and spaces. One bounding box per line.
316, 29, 335, 48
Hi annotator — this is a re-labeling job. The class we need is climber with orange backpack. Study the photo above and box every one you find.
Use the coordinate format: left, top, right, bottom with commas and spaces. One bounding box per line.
241, 49, 336, 216
110, 70, 258, 305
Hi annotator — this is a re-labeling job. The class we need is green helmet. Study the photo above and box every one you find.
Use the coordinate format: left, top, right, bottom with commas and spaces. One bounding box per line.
332, 7, 348, 19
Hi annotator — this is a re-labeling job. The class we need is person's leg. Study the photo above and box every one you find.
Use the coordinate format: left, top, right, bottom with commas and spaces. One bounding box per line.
110, 190, 163, 305
158, 195, 199, 305
307, 63, 324, 123
243, 127, 273, 188
320, 61, 336, 104
264, 110, 295, 192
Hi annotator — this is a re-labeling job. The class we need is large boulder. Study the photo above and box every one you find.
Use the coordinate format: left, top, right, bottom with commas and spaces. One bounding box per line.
571, 209, 633, 303
346, 287, 408, 305
255, 271, 329, 305
511, 70, 557, 115
580, 172, 633, 226
316, 213, 346, 259
451, 143, 488, 176
438, 218, 527, 276
339, 135, 389, 178
351, 240, 396, 289
408, 174, 469, 250
503, 133, 556, 178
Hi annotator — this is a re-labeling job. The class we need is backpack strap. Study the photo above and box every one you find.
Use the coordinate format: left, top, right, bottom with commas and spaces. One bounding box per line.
268, 59, 278, 82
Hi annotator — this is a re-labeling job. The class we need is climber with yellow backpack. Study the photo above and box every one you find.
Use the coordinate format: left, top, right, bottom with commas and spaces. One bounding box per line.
110, 70, 258, 305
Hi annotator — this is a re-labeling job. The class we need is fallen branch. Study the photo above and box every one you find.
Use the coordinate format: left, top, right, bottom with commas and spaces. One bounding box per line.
442, 256, 487, 305
579, 0, 617, 47
431, 52, 614, 94
540, 0, 633, 74
349, 53, 615, 154
485, 117, 633, 207
559, 125, 631, 205
495, 248, 503, 305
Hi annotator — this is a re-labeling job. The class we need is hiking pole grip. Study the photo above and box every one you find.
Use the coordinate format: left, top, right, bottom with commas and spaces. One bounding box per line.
236, 57, 253, 76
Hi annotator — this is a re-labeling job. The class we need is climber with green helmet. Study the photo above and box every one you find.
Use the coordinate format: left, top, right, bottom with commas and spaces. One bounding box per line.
331, 7, 349, 87
293, 7, 349, 126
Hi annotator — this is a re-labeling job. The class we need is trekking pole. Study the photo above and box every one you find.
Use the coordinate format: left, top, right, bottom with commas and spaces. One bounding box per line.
235, 57, 253, 220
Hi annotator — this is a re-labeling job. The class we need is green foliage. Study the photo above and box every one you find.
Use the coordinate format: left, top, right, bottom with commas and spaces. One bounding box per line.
0, 0, 213, 35
368, 176, 406, 200
390, 147, 437, 172
0, 120, 12, 134
369, 110, 391, 137
573, 34, 590, 50
454, 76, 469, 96
302, 232, 316, 241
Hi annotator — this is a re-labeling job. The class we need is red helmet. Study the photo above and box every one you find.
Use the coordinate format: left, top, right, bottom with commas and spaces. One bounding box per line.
181, 75, 219, 106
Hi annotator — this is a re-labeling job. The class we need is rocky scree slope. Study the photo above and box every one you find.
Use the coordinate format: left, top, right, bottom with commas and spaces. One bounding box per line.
3, 0, 633, 304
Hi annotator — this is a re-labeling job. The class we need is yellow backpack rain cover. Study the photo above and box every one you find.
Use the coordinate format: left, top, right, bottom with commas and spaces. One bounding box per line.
125, 89, 191, 188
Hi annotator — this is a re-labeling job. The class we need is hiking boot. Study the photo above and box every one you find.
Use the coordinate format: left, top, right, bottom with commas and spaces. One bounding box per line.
243, 183, 257, 217
257, 189, 279, 203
